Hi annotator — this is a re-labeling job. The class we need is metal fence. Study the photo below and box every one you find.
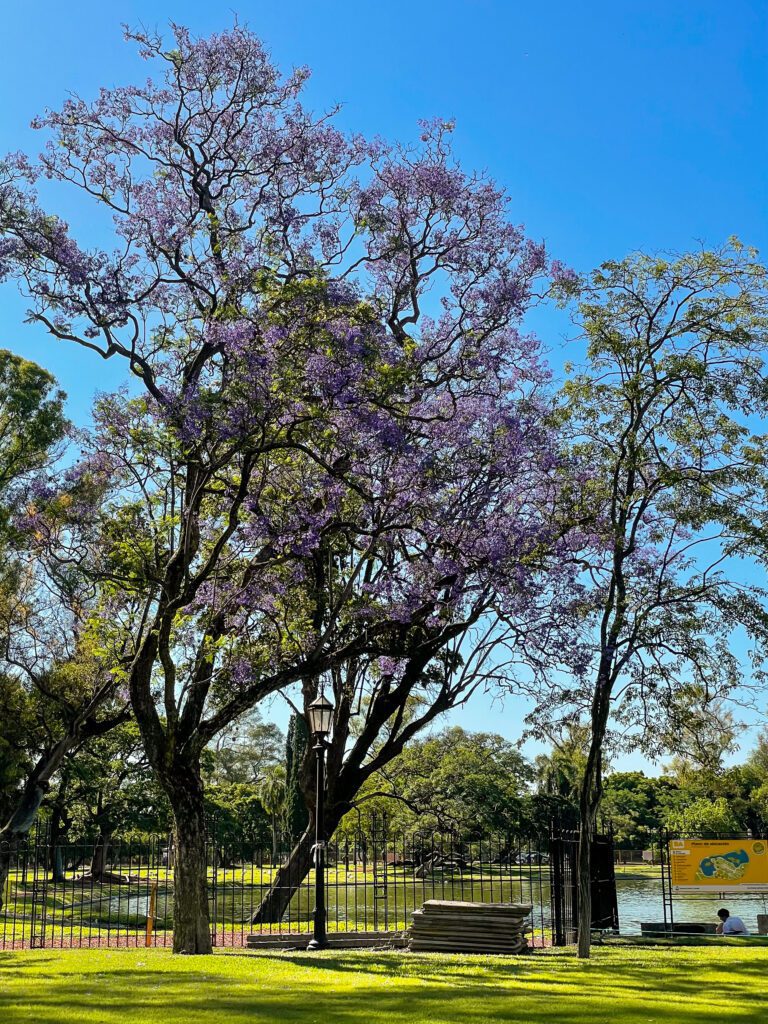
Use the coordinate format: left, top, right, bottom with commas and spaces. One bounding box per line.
1, 834, 169, 950
1, 825, 570, 950
549, 831, 618, 944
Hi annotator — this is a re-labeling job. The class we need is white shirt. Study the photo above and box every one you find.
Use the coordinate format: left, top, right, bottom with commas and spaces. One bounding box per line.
722, 915, 749, 935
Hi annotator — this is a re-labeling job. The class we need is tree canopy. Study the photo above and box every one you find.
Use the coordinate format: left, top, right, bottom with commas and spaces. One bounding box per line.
0, 23, 574, 952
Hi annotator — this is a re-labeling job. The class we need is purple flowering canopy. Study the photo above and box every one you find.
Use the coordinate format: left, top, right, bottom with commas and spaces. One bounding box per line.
0, 24, 575, 951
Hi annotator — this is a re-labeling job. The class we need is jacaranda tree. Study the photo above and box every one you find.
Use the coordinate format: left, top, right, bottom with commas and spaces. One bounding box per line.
0, 24, 573, 952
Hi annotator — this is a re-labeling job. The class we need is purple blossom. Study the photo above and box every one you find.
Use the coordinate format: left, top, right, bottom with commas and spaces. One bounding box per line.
0, 23, 584, 744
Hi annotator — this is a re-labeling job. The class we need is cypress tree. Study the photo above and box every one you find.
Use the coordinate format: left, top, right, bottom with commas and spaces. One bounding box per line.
284, 713, 310, 842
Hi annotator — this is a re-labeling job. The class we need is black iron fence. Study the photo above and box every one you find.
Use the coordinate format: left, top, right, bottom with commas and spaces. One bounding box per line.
1, 824, 578, 950
548, 831, 618, 944
1, 833, 169, 950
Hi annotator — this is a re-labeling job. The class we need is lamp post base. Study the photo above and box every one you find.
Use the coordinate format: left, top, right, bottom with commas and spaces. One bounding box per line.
307, 937, 328, 951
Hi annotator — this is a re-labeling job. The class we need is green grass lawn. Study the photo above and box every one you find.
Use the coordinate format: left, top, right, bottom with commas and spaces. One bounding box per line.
613, 862, 662, 879
1, 944, 767, 1024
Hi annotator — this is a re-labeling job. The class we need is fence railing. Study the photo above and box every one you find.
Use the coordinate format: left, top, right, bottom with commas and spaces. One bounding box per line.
1, 835, 170, 950
1, 827, 563, 950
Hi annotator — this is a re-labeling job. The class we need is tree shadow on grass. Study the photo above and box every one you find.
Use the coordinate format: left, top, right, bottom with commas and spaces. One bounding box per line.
0, 979, 732, 1024
2, 950, 768, 1024
0, 952, 61, 974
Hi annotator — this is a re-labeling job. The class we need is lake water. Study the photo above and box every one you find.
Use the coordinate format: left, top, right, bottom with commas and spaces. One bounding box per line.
107, 894, 150, 918
616, 875, 768, 934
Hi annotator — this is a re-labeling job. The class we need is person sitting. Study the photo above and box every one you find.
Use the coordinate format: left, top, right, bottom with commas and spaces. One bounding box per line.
716, 908, 749, 936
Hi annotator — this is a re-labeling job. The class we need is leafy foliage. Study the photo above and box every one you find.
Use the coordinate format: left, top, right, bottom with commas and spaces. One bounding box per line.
284, 714, 310, 843
344, 726, 534, 836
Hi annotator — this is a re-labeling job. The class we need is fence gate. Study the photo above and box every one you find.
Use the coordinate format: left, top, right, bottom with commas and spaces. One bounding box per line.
550, 831, 618, 945
549, 831, 577, 945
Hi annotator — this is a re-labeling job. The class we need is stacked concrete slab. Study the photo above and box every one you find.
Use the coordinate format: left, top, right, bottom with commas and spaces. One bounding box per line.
408, 899, 532, 954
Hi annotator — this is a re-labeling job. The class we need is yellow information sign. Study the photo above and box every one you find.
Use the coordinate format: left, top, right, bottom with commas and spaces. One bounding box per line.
669, 839, 768, 891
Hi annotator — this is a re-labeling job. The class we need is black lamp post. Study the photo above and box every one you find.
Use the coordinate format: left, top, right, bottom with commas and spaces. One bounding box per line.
307, 692, 334, 951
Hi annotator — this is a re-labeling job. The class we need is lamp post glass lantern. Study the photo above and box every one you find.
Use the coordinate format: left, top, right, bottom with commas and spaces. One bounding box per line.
307, 693, 334, 950
308, 694, 334, 738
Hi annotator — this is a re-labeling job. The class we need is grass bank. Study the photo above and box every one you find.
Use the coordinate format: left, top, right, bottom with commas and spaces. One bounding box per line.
2, 944, 767, 1023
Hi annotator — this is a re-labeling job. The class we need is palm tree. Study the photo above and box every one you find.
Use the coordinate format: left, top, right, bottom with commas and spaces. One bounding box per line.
258, 769, 287, 866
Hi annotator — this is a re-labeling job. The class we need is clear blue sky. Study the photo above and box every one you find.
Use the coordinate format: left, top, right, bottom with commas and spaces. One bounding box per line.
1, 1, 766, 768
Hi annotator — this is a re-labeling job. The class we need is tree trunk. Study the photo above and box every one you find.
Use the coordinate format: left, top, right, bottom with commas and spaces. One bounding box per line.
577, 711, 608, 958
167, 770, 212, 954
0, 725, 112, 894
52, 845, 65, 884
576, 656, 615, 960
0, 763, 58, 909
577, 795, 595, 958
89, 827, 113, 881
0, 842, 11, 912
250, 785, 355, 925
48, 768, 71, 882
251, 825, 314, 924
253, 701, 328, 925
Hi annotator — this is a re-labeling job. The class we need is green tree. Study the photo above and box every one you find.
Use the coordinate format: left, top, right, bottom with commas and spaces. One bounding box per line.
539, 241, 768, 956
348, 727, 534, 837
660, 685, 739, 779
0, 348, 68, 828
59, 720, 168, 867
203, 783, 270, 849
205, 710, 283, 787
0, 647, 127, 902
748, 728, 768, 768
0, 675, 35, 827
533, 724, 591, 809
0, 354, 129, 902
602, 772, 678, 847
0, 349, 66, 528
284, 714, 310, 844
257, 767, 287, 865
664, 796, 741, 834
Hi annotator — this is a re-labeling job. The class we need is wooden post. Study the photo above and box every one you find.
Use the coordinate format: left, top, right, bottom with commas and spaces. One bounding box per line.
145, 880, 158, 948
